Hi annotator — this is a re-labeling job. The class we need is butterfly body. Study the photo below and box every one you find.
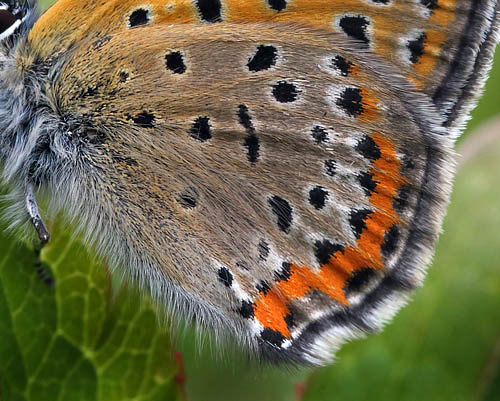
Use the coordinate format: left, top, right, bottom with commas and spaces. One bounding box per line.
0, 0, 497, 365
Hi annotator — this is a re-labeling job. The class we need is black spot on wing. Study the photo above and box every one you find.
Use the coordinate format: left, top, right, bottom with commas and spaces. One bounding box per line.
244, 135, 260, 164
421, 0, 439, 10
381, 225, 400, 256
218, 267, 233, 287
349, 209, 373, 239
358, 172, 378, 196
393, 184, 410, 213
267, 0, 287, 11
248, 45, 278, 72
339, 15, 370, 46
189, 116, 212, 141
126, 111, 156, 128
261, 328, 286, 346
238, 301, 255, 319
309, 186, 329, 210
345, 268, 378, 294
314, 239, 344, 266
275, 262, 292, 282
324, 159, 337, 176
268, 196, 293, 233
257, 281, 271, 295
311, 126, 328, 144
331, 55, 354, 76
407, 32, 426, 64
129, 8, 150, 27
195, 0, 222, 23
258, 239, 270, 261
238, 105, 260, 163
272, 81, 299, 103
356, 135, 381, 161
284, 312, 295, 329
337, 87, 364, 117
165, 51, 187, 74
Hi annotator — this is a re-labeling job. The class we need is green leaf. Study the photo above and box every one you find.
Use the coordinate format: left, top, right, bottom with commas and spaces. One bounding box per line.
0, 222, 183, 401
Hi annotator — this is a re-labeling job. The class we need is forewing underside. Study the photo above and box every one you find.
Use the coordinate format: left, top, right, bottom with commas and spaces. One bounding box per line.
30, 0, 500, 131
52, 24, 454, 364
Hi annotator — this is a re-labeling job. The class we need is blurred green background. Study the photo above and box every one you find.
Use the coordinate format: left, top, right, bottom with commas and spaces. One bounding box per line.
2, 1, 500, 401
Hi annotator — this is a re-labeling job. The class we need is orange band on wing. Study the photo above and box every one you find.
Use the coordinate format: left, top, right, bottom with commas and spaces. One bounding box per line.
253, 133, 405, 338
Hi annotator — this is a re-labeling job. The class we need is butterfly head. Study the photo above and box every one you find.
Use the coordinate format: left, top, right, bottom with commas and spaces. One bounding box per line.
0, 0, 70, 196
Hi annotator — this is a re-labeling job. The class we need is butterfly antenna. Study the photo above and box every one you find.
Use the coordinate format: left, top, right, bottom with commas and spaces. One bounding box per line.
26, 183, 50, 244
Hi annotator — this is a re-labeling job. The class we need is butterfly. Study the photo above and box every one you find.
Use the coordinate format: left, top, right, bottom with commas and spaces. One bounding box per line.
0, 0, 497, 366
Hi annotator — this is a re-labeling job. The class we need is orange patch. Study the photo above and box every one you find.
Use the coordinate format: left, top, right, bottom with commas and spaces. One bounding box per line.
252, 133, 405, 338
359, 89, 381, 122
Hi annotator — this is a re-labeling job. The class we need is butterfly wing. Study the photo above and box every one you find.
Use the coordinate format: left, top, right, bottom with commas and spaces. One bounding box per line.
30, 0, 499, 131
34, 21, 455, 364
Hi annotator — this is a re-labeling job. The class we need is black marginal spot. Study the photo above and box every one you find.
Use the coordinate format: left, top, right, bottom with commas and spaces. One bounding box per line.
195, 0, 222, 23
344, 268, 377, 294
332, 55, 354, 76
337, 87, 364, 117
358, 172, 378, 196
238, 105, 260, 163
238, 301, 255, 319
311, 126, 328, 144
189, 116, 212, 142
339, 15, 370, 46
309, 186, 329, 210
267, 0, 287, 12
371, 0, 390, 4
324, 159, 337, 177
248, 45, 278, 72
421, 0, 439, 10
261, 328, 286, 347
314, 240, 344, 266
349, 209, 373, 239
268, 196, 293, 233
129, 8, 150, 27
381, 225, 400, 256
272, 81, 299, 103
179, 187, 199, 209
258, 239, 270, 261
165, 51, 187, 74
275, 262, 292, 282
356, 135, 381, 161
256, 281, 271, 295
407, 32, 427, 64
126, 111, 156, 128
218, 267, 233, 287
284, 311, 295, 329
393, 184, 410, 213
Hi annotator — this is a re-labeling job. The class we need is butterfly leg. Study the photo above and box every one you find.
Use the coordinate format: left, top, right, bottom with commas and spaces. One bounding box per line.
26, 183, 50, 244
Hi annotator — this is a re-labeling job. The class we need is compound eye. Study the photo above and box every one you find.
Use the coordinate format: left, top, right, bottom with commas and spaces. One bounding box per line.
0, 7, 21, 40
